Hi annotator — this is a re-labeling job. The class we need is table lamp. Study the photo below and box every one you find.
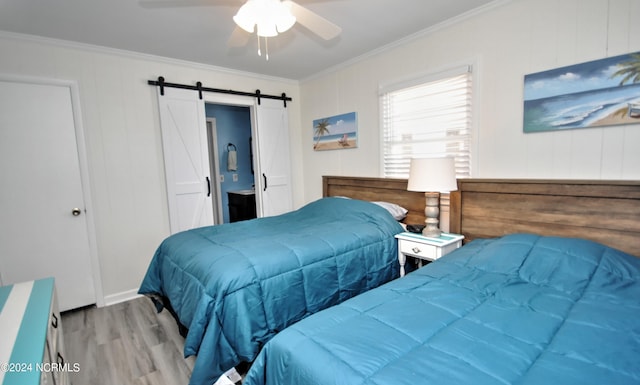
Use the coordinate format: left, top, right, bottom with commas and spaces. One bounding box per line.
407, 157, 458, 238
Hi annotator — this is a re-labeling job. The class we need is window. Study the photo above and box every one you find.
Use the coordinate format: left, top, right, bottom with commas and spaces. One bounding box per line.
380, 66, 472, 178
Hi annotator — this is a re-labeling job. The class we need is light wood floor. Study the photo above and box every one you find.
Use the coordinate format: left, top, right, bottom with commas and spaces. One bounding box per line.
62, 296, 195, 385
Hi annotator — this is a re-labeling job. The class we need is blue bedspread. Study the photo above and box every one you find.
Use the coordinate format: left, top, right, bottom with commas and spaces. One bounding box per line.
245, 233, 640, 385
138, 197, 403, 385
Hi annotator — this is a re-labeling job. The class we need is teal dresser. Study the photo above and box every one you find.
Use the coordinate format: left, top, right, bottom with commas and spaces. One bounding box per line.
0, 278, 68, 385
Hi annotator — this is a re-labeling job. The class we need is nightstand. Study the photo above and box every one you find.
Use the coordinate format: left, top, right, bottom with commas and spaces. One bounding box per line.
395, 232, 464, 276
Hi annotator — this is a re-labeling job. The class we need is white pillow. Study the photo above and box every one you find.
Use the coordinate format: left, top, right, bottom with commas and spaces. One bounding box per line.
373, 201, 408, 221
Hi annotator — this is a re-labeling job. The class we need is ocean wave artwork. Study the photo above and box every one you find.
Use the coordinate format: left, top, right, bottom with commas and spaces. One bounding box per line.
523, 52, 640, 133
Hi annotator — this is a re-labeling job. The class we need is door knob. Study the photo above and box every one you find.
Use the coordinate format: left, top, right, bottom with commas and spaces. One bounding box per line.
72, 208, 82, 216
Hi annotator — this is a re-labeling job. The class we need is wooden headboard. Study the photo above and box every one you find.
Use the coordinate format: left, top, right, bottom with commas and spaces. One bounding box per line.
450, 179, 640, 257
323, 176, 640, 257
323, 176, 427, 225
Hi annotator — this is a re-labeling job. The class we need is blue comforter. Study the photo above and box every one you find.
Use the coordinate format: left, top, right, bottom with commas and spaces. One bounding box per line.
245, 233, 640, 385
138, 197, 403, 385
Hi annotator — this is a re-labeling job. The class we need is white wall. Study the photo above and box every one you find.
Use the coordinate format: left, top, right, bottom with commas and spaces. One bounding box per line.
299, 0, 640, 202
0, 33, 302, 303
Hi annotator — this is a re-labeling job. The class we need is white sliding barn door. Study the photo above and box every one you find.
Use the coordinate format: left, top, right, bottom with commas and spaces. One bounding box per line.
254, 99, 292, 217
157, 88, 213, 234
0, 78, 98, 311
157, 88, 292, 228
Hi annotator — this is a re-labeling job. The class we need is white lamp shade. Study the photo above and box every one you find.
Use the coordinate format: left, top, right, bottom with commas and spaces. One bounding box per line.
407, 157, 458, 192
233, 2, 258, 33
256, 21, 278, 37
275, 13, 296, 33
233, 0, 296, 37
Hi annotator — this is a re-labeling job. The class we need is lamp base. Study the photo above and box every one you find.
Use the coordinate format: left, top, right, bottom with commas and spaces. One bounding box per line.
422, 191, 442, 238
422, 227, 442, 238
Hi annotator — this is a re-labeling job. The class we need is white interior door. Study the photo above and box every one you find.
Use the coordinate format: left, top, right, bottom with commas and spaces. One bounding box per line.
254, 99, 292, 217
157, 87, 213, 234
0, 79, 97, 311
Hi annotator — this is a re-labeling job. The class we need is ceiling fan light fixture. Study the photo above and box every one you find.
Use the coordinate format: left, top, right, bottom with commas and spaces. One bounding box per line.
234, 0, 296, 37
256, 21, 278, 38
273, 4, 296, 33
233, 1, 257, 33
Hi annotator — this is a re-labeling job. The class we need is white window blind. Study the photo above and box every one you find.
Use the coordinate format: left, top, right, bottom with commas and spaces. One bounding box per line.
381, 66, 472, 178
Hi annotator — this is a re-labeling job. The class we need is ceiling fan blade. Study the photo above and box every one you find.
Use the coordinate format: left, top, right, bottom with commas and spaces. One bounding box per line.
228, 25, 252, 47
284, 1, 341, 40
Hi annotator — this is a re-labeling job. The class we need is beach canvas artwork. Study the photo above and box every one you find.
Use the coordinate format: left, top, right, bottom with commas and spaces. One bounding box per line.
313, 112, 358, 151
523, 52, 640, 133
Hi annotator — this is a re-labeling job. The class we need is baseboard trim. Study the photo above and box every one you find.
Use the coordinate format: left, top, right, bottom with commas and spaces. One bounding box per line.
103, 288, 142, 307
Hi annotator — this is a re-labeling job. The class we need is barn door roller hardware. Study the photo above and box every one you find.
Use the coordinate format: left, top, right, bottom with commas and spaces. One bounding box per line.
148, 76, 292, 107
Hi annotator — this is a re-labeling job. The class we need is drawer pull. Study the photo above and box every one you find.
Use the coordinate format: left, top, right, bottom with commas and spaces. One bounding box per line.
51, 313, 58, 329
57, 352, 65, 366
412, 247, 421, 254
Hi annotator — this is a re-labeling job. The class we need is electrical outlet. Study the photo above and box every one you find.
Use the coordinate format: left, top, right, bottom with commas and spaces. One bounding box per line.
220, 175, 224, 182
233, 174, 238, 182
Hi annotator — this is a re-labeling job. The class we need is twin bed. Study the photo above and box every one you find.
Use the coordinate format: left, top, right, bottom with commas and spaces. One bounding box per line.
139, 196, 403, 385
245, 233, 640, 385
140, 176, 640, 385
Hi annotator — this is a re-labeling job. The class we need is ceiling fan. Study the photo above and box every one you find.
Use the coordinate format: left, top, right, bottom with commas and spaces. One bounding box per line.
233, 0, 341, 39
229, 0, 342, 58
142, 0, 341, 58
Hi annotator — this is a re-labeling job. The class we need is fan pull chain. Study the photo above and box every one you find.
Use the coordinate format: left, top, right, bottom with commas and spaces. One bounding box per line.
256, 36, 270, 61
257, 35, 262, 57
265, 37, 269, 61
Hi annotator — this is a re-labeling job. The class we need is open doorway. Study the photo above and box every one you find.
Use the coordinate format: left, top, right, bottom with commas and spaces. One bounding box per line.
205, 103, 255, 224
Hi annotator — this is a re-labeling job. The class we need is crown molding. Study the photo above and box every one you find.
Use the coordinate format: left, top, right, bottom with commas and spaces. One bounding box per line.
300, 0, 512, 83
0, 30, 299, 85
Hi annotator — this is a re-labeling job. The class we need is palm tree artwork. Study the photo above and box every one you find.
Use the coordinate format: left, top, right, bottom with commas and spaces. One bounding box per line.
313, 118, 330, 150
612, 53, 640, 118
612, 53, 640, 86
312, 112, 358, 150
